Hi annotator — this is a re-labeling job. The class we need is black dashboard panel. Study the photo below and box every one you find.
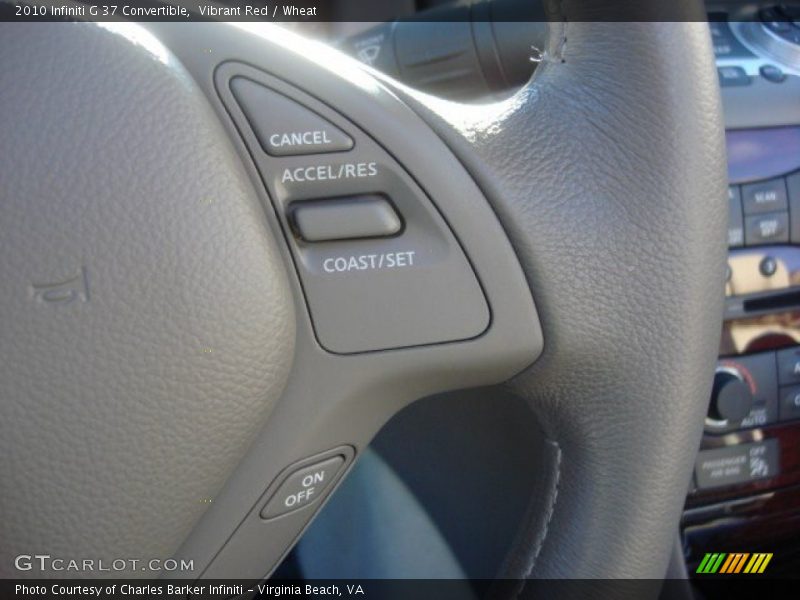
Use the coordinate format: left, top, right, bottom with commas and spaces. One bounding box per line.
683, 2, 800, 577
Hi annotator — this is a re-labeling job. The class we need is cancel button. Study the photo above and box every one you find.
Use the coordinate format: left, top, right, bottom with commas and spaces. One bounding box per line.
231, 77, 354, 156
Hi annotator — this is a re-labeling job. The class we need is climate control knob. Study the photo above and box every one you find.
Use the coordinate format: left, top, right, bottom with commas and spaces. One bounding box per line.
708, 367, 754, 426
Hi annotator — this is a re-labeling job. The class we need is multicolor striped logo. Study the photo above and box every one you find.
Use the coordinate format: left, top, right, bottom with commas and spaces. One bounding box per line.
696, 552, 773, 574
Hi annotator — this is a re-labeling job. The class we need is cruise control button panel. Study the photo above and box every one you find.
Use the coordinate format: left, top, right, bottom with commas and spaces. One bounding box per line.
230, 77, 354, 156
219, 63, 490, 353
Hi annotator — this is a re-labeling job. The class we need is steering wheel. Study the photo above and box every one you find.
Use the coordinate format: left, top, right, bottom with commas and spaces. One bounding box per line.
0, 1, 727, 586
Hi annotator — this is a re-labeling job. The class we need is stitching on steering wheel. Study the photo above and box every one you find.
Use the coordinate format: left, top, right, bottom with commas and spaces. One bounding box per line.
517, 438, 562, 589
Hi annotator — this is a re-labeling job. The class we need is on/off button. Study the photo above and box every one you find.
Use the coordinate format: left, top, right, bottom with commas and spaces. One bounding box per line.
260, 456, 345, 519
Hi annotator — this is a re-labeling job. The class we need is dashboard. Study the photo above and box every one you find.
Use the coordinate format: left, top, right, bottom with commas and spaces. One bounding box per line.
292, 0, 800, 580
285, 2, 800, 581
682, 2, 800, 580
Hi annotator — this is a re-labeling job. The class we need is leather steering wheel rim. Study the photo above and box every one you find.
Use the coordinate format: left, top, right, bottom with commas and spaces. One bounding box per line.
399, 11, 728, 579
0, 1, 727, 586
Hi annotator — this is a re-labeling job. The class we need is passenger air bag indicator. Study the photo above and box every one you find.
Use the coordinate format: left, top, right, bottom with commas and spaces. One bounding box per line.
694, 439, 779, 489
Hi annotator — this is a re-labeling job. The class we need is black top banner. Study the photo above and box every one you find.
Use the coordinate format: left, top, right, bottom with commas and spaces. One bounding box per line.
0, 0, 767, 22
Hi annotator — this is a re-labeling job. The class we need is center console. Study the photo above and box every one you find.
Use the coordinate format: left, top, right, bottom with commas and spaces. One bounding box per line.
681, 3, 800, 578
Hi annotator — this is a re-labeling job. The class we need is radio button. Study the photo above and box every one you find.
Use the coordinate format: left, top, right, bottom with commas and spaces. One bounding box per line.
744, 211, 789, 245
742, 177, 788, 215
759, 64, 787, 83
717, 66, 751, 87
759, 256, 778, 277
